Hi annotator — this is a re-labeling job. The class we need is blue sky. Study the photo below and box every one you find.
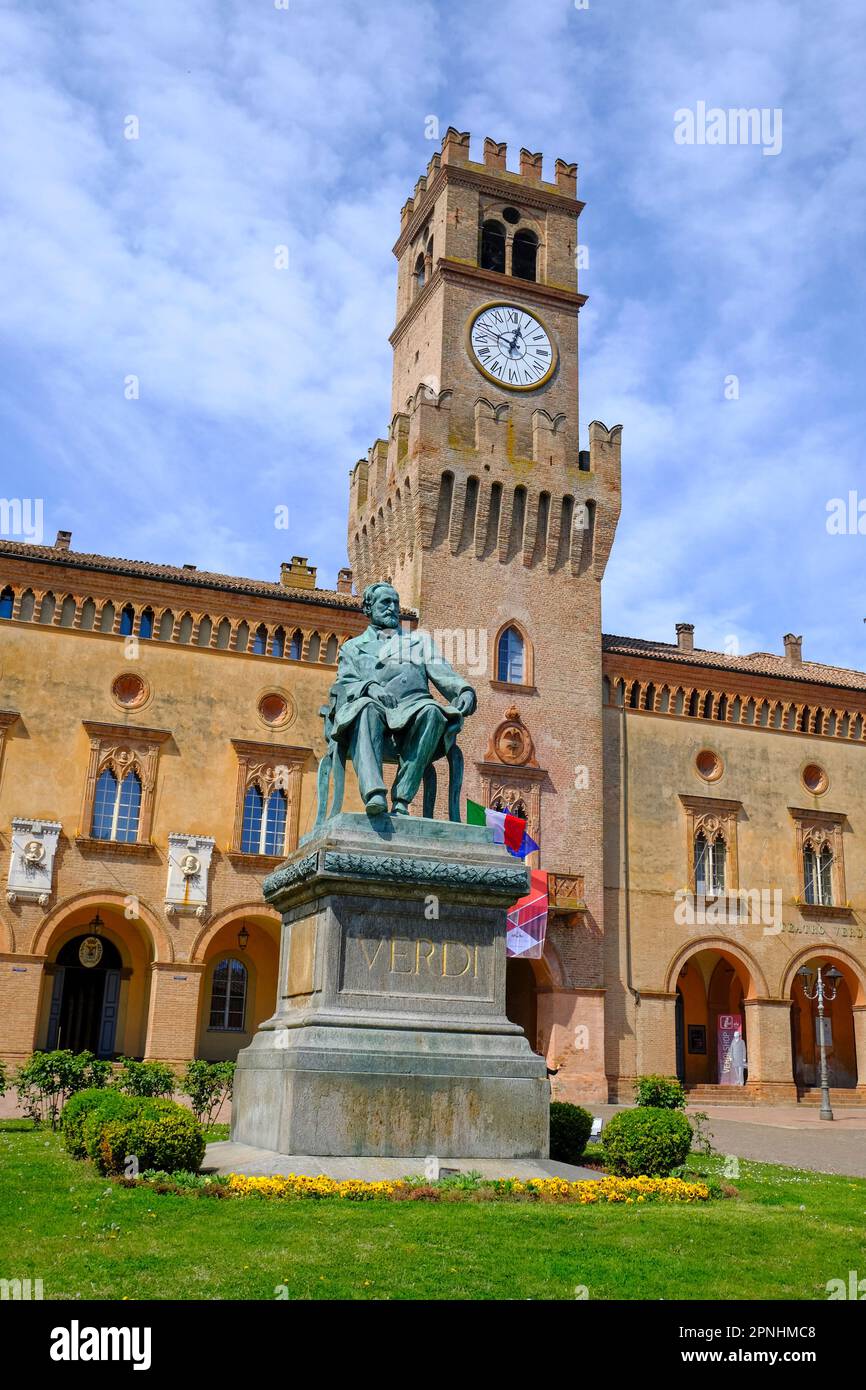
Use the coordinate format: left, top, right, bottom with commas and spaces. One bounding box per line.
1, 0, 865, 668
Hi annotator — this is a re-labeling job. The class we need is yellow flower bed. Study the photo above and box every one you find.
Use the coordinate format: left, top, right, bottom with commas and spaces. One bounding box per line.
226, 1173, 709, 1203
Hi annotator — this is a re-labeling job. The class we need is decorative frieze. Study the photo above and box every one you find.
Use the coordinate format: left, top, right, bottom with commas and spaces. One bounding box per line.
6, 819, 62, 906
165, 834, 216, 920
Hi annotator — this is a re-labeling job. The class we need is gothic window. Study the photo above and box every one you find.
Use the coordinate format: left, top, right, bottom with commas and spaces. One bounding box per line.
0, 587, 13, 619
512, 228, 538, 282
178, 612, 193, 643
252, 624, 268, 655
119, 604, 135, 636
235, 620, 249, 652
158, 609, 174, 640
19, 589, 35, 620
497, 625, 525, 684
272, 626, 286, 659
80, 598, 96, 630
59, 595, 76, 627
91, 766, 142, 842
694, 829, 726, 896
208, 958, 248, 1032
215, 618, 231, 649
39, 592, 56, 624
99, 601, 115, 632
325, 634, 339, 663
480, 219, 506, 274
197, 616, 213, 647
290, 628, 303, 660
240, 784, 288, 856
308, 632, 321, 663
803, 840, 834, 906
139, 607, 154, 639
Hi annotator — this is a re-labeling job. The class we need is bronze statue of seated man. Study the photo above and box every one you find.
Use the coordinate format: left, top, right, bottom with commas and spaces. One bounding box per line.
327, 581, 477, 817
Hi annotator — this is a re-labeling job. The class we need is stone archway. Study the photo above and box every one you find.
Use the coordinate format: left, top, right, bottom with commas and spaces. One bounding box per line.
783, 949, 864, 1092
192, 906, 281, 1062
668, 942, 758, 1088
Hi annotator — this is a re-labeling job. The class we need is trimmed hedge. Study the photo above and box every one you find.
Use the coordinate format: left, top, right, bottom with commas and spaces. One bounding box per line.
602, 1107, 693, 1178
634, 1074, 686, 1110
62, 1089, 205, 1175
97, 1103, 204, 1176
549, 1101, 594, 1164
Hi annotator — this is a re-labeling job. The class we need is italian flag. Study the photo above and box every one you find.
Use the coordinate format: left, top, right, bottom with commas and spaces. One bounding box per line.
466, 799, 539, 858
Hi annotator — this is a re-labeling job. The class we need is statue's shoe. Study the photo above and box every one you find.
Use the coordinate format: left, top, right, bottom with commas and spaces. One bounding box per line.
391, 799, 411, 816
365, 792, 388, 816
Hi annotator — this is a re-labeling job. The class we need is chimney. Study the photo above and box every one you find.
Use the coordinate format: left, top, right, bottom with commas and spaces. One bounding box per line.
280, 556, 317, 590
783, 633, 803, 664
675, 622, 694, 654
54, 530, 71, 551
336, 566, 353, 595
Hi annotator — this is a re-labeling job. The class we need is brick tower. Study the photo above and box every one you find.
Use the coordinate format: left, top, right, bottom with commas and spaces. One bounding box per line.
347, 128, 621, 1102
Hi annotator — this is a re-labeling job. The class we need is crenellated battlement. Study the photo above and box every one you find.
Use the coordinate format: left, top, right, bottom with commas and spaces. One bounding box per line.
399, 127, 579, 231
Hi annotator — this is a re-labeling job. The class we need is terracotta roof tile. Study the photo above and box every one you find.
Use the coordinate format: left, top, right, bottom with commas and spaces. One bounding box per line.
602, 633, 866, 694
0, 539, 364, 612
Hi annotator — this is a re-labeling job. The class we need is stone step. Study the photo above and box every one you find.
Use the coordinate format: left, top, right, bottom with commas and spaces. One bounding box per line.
796, 1087, 866, 1107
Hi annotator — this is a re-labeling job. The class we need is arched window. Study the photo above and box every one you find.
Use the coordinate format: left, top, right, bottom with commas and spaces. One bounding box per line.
0, 587, 13, 619
215, 618, 231, 649
196, 616, 213, 647
99, 601, 115, 633
307, 632, 321, 663
39, 592, 56, 624
497, 625, 525, 684
804, 841, 833, 906
91, 767, 141, 842
480, 219, 506, 274
235, 620, 249, 653
272, 626, 285, 659
19, 589, 35, 621
252, 624, 268, 655
414, 251, 426, 292
325, 634, 339, 663
158, 609, 174, 640
119, 604, 135, 636
289, 628, 303, 660
208, 958, 248, 1032
139, 608, 154, 640
512, 228, 538, 281
178, 612, 193, 644
59, 595, 77, 627
241, 784, 287, 856
695, 830, 726, 897
263, 788, 288, 855
80, 598, 96, 630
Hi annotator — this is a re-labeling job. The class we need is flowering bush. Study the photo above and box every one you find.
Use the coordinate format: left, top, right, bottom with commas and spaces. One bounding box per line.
219, 1172, 710, 1203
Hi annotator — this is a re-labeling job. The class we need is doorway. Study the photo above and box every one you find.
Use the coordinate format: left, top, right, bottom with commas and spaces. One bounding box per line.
47, 934, 123, 1057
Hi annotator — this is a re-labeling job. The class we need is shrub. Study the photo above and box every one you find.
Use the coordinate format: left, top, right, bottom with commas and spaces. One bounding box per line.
96, 1100, 205, 1176
0, 1059, 7, 1097
15, 1050, 111, 1129
549, 1101, 594, 1164
62, 1088, 121, 1158
602, 1107, 693, 1178
634, 1074, 686, 1110
115, 1058, 176, 1098
182, 1059, 235, 1128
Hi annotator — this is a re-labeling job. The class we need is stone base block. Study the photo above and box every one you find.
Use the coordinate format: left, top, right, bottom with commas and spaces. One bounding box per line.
233, 1024, 548, 1157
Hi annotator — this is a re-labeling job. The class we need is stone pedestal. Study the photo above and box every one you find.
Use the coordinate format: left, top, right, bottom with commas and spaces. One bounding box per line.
231, 813, 550, 1158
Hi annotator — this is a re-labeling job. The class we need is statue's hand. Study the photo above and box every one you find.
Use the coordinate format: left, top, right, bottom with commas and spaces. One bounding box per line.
369, 683, 397, 709
454, 689, 476, 716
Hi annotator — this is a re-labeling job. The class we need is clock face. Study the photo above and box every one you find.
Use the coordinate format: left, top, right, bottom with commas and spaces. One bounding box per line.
467, 302, 557, 391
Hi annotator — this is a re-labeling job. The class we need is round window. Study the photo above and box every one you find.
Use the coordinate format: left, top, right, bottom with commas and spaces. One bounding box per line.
111, 672, 149, 709
802, 763, 829, 795
695, 748, 723, 782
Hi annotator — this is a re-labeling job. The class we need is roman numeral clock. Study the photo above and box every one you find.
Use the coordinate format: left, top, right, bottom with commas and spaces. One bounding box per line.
467, 302, 557, 390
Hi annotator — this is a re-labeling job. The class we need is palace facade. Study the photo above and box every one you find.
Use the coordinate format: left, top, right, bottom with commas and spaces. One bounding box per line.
1, 128, 863, 1105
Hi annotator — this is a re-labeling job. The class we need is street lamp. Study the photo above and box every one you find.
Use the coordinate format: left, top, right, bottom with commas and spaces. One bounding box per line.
798, 963, 843, 1121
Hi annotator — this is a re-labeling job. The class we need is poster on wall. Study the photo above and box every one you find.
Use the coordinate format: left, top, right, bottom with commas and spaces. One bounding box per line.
717, 1013, 747, 1085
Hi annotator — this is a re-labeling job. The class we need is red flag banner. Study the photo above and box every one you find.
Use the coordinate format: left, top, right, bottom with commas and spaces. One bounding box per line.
506, 870, 548, 960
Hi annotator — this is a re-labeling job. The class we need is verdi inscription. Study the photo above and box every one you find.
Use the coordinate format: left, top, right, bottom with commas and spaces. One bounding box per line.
340, 918, 494, 1002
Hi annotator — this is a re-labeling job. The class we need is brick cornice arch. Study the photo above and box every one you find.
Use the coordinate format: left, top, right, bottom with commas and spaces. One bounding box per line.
189, 901, 281, 963
31, 890, 174, 963
780, 943, 866, 1007
664, 936, 768, 999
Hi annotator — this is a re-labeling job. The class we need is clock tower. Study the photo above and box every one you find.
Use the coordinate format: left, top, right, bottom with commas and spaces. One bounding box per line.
347, 128, 621, 1103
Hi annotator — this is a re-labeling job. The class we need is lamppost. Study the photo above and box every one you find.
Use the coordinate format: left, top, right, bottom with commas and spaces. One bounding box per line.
798, 963, 843, 1121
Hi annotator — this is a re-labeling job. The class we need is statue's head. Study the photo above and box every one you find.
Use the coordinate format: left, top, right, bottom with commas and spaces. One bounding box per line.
362, 581, 400, 631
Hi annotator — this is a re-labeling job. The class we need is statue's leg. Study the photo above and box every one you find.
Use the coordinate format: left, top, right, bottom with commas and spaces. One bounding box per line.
348, 705, 388, 815
331, 742, 346, 816
314, 747, 333, 827
422, 764, 437, 819
391, 705, 447, 810
447, 742, 464, 823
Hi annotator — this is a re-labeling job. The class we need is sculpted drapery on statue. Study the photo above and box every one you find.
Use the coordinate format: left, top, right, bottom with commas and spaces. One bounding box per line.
317, 581, 477, 820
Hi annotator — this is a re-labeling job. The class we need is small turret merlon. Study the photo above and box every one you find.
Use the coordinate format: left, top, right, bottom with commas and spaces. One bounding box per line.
483, 137, 507, 171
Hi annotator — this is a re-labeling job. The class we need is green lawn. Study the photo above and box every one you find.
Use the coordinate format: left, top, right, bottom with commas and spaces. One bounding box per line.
1, 1120, 863, 1300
